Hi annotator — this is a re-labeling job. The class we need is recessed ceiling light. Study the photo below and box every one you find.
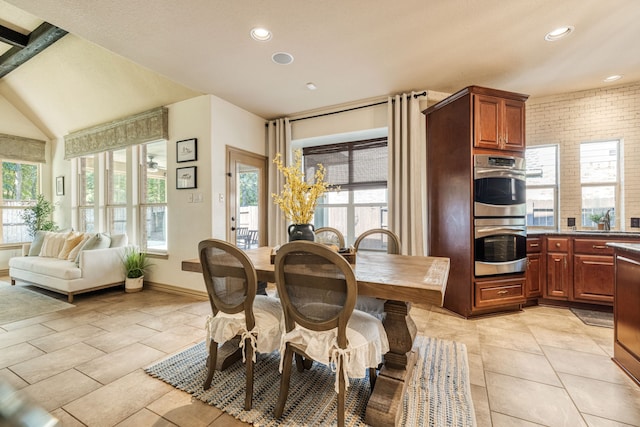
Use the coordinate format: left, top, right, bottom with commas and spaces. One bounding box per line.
306, 82, 317, 90
603, 74, 623, 83
544, 26, 574, 41
272, 52, 294, 65
250, 27, 271, 41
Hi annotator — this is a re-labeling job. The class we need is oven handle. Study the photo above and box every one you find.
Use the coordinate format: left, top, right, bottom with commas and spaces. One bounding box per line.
475, 227, 527, 239
474, 169, 526, 179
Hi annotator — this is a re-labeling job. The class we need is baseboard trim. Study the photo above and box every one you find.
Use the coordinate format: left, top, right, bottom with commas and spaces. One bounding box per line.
0, 269, 8, 276
145, 281, 208, 300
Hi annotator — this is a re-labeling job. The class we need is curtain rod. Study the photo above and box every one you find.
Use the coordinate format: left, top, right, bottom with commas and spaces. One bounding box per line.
287, 91, 427, 123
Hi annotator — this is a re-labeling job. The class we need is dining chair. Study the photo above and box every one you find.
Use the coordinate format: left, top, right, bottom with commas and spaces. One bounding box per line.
314, 226, 345, 248
273, 241, 389, 427
198, 239, 283, 410
353, 228, 401, 320
353, 228, 401, 254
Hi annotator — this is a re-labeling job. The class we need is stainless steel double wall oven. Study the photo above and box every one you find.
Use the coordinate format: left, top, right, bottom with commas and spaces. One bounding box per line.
473, 154, 527, 276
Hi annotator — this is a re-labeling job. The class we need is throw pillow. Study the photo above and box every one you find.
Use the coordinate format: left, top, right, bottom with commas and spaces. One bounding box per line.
39, 231, 71, 258
73, 233, 112, 265
28, 230, 48, 256
58, 232, 86, 260
109, 234, 128, 248
66, 233, 91, 262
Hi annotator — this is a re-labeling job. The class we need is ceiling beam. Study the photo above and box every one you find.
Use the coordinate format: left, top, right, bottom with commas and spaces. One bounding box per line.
0, 24, 28, 48
0, 22, 68, 78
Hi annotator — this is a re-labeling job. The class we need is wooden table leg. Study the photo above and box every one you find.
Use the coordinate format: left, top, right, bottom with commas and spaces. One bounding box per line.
365, 300, 417, 427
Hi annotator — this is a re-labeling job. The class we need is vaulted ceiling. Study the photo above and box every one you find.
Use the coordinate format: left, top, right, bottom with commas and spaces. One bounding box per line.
2, 0, 640, 140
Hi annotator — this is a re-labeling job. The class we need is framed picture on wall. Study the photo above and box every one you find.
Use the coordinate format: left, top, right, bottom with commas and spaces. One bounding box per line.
56, 176, 64, 196
176, 166, 197, 189
177, 138, 197, 162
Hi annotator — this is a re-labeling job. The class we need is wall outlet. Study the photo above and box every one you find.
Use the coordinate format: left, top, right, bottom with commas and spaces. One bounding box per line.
631, 217, 640, 228
567, 217, 576, 227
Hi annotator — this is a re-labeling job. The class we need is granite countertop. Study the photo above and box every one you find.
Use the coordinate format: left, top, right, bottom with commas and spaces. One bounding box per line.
606, 242, 640, 254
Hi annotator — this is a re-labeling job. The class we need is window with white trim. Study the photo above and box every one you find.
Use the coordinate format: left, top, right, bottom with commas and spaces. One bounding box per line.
139, 141, 167, 252
77, 155, 96, 233
106, 149, 128, 235
525, 145, 558, 229
303, 138, 388, 246
580, 140, 619, 228
0, 160, 40, 243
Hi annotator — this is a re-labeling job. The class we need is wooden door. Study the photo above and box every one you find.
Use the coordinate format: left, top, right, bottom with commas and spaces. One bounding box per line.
474, 95, 501, 149
227, 147, 268, 248
546, 253, 570, 299
574, 254, 614, 303
502, 99, 525, 150
526, 253, 543, 298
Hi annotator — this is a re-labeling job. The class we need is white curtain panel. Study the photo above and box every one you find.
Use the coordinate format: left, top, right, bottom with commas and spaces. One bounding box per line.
388, 92, 427, 256
267, 118, 292, 246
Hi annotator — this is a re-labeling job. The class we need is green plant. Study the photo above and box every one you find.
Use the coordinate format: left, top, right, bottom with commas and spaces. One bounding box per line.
123, 247, 153, 278
22, 194, 58, 238
589, 212, 604, 224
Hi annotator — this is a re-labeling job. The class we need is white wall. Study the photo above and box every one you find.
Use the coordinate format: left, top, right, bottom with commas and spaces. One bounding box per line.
147, 94, 265, 293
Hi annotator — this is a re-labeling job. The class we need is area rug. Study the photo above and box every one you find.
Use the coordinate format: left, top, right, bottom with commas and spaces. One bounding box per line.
570, 308, 614, 328
0, 282, 74, 324
145, 335, 476, 426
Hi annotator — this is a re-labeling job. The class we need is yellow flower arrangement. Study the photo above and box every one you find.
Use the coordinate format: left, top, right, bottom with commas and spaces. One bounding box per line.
272, 149, 332, 224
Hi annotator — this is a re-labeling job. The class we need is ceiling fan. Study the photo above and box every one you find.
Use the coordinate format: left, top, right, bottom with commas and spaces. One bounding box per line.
147, 155, 159, 172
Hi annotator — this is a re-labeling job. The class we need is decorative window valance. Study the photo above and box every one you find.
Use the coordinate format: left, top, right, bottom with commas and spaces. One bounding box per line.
64, 107, 168, 159
0, 133, 46, 163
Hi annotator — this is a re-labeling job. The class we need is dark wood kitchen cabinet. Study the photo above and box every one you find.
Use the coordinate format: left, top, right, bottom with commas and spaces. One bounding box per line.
610, 244, 640, 385
525, 237, 544, 298
573, 239, 615, 303
546, 237, 571, 300
474, 94, 526, 152
424, 86, 529, 317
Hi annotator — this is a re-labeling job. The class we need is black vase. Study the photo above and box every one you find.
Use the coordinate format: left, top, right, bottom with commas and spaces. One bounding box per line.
288, 224, 315, 242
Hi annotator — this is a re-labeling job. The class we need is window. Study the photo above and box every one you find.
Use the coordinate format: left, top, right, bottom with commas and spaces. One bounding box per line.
303, 138, 388, 245
106, 149, 128, 235
580, 140, 619, 228
139, 141, 167, 252
0, 160, 39, 243
77, 155, 96, 232
525, 145, 558, 228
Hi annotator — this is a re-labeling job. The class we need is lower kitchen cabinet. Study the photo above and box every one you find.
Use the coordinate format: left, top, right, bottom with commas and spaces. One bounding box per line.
573, 254, 614, 303
474, 276, 526, 309
546, 253, 571, 299
525, 237, 544, 298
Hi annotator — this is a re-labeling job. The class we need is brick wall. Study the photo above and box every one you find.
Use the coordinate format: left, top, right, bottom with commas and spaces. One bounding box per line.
526, 81, 640, 231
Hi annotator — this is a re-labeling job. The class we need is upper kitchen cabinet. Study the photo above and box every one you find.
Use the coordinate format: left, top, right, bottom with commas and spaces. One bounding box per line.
474, 90, 527, 152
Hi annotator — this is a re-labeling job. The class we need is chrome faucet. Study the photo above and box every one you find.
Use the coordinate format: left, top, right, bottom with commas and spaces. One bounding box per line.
603, 210, 611, 231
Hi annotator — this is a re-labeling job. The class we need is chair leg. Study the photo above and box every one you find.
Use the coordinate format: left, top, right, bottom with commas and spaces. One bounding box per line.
244, 338, 254, 410
275, 345, 294, 419
204, 340, 218, 390
338, 366, 345, 427
369, 367, 377, 390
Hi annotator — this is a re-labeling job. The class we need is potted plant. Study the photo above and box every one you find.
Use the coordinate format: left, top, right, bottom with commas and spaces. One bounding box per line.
123, 246, 153, 292
589, 213, 605, 230
21, 194, 58, 238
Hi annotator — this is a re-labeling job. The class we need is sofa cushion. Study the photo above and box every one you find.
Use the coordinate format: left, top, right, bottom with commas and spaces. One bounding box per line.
67, 233, 92, 261
58, 232, 87, 260
109, 234, 128, 248
39, 231, 71, 258
80, 233, 111, 252
28, 230, 48, 256
9, 256, 82, 280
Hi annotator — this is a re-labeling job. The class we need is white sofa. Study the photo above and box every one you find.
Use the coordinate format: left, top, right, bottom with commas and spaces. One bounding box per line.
9, 232, 129, 303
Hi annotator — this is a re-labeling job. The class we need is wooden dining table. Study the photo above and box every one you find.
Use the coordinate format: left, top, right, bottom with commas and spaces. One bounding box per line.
182, 246, 450, 427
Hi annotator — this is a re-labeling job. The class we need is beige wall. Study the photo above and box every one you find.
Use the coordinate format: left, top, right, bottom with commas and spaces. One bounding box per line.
526, 81, 640, 231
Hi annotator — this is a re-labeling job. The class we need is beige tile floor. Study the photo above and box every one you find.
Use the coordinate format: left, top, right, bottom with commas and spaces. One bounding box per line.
1, 278, 640, 427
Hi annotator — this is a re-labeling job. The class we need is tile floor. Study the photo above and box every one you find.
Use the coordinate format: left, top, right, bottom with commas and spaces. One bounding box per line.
1, 279, 640, 427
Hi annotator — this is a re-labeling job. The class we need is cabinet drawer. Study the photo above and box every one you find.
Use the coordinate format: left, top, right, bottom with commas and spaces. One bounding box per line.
527, 238, 542, 253
547, 237, 569, 253
574, 239, 614, 255
474, 278, 525, 308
